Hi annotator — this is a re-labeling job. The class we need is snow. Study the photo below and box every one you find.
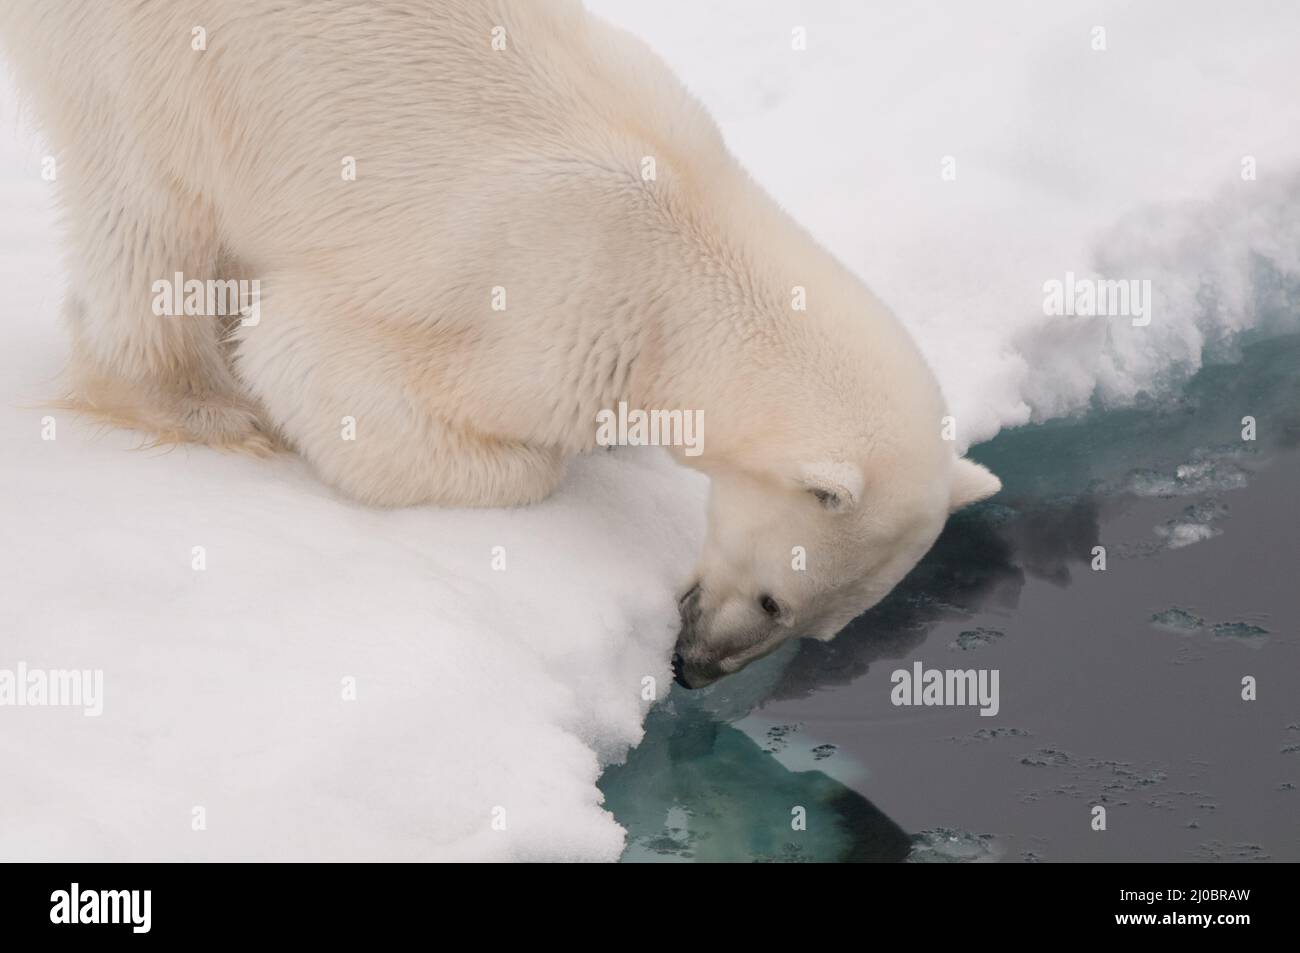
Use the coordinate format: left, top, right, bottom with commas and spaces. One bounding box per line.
2, 1, 1297, 860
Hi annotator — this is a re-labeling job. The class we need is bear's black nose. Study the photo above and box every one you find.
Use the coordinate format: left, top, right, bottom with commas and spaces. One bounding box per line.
671, 653, 691, 688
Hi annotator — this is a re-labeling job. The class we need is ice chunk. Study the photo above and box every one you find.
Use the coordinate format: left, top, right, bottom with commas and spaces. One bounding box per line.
949, 627, 1006, 651
907, 829, 1001, 863
1151, 608, 1206, 632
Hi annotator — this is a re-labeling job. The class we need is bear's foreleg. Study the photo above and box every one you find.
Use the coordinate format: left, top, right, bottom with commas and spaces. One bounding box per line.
233, 275, 567, 507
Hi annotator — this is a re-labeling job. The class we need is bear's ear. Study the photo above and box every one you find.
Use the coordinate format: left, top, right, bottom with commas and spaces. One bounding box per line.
950, 458, 1001, 511
798, 461, 863, 512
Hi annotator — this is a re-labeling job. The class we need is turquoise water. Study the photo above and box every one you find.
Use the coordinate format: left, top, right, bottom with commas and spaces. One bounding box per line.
601, 333, 1300, 862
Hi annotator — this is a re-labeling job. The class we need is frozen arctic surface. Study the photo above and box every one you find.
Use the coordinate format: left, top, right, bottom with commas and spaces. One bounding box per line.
2, 1, 1298, 859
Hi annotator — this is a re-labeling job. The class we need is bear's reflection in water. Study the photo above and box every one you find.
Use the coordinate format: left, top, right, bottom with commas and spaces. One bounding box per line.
603, 492, 1103, 862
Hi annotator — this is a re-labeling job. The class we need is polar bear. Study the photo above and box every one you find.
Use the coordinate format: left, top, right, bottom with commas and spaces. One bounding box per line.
1, 0, 1000, 686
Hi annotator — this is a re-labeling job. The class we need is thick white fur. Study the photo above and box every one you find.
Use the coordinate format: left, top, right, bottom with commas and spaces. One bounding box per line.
1, 0, 1000, 681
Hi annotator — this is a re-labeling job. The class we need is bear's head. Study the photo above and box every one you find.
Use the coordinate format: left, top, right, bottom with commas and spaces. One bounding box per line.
672, 453, 1000, 688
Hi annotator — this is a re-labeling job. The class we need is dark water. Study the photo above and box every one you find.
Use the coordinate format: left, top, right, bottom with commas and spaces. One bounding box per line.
600, 333, 1300, 862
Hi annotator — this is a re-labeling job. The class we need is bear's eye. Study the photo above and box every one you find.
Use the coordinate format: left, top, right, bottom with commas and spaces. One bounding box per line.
759, 594, 781, 618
